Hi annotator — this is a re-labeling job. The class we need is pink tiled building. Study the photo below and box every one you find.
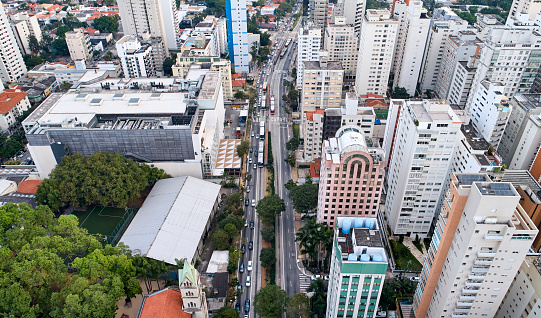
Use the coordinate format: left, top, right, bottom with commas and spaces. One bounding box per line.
317, 126, 385, 228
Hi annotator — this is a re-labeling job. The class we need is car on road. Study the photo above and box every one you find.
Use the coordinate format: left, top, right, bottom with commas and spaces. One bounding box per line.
246, 276, 251, 287
245, 199, 249, 206
247, 261, 253, 271
255, 150, 258, 157
239, 263, 244, 273
241, 244, 246, 254
250, 146, 253, 152
251, 132, 255, 137
245, 299, 250, 313
251, 199, 255, 207
253, 163, 257, 170
411, 276, 420, 282
249, 241, 253, 250
245, 219, 248, 227
246, 185, 250, 193
310, 275, 322, 281
250, 221, 254, 229
236, 303, 240, 311
249, 158, 253, 164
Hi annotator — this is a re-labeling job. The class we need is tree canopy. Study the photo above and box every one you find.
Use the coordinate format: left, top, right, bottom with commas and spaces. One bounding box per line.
237, 140, 250, 157
36, 152, 169, 211
92, 15, 119, 33
254, 285, 288, 318
0, 203, 141, 317
391, 86, 410, 99
286, 179, 318, 216
260, 247, 276, 268
214, 306, 240, 318
256, 194, 285, 223
286, 292, 310, 318
163, 57, 175, 76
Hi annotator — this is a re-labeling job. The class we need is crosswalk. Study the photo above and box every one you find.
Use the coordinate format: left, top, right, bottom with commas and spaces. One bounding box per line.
299, 274, 311, 292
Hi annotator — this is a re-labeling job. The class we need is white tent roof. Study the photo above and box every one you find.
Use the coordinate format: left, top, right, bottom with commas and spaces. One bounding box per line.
120, 176, 221, 264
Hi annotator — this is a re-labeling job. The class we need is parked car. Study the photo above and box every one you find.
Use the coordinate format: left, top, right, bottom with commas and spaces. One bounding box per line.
310, 275, 322, 281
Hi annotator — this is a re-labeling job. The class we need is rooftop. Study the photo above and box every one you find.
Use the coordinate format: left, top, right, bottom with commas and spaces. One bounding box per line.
461, 124, 490, 151
456, 173, 490, 186
304, 60, 344, 71
119, 177, 221, 265
335, 217, 387, 263
513, 94, 541, 111
476, 182, 517, 196
0, 91, 27, 115
138, 287, 190, 318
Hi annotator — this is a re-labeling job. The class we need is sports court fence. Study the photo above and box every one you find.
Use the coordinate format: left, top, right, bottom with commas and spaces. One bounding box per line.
105, 207, 138, 246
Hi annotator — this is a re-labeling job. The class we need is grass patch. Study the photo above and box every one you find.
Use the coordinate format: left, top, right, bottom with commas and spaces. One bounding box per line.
293, 123, 300, 138
390, 240, 422, 271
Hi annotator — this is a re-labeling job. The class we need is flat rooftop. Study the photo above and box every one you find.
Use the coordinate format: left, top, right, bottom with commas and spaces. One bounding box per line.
461, 124, 490, 150
304, 61, 343, 71
457, 173, 490, 186
353, 228, 384, 248
476, 182, 517, 196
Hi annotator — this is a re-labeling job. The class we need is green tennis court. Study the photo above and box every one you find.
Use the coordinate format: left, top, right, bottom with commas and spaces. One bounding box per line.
72, 205, 127, 237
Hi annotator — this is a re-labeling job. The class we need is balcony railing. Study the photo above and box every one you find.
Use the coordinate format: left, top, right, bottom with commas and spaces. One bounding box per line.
474, 259, 493, 266
468, 273, 486, 280
484, 234, 504, 240
454, 307, 471, 313
456, 301, 473, 307
459, 295, 476, 301
462, 287, 480, 294
465, 280, 483, 287
477, 251, 496, 258
471, 266, 490, 272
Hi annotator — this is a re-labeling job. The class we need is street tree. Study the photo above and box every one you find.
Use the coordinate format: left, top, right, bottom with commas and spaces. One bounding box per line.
286, 292, 310, 318
288, 181, 318, 215
285, 153, 296, 167
260, 247, 276, 268
307, 278, 326, 317
224, 223, 238, 239
237, 140, 250, 157
256, 194, 285, 223
212, 229, 231, 250
0, 203, 141, 318
261, 226, 275, 242
234, 90, 247, 100
286, 137, 300, 151
214, 306, 240, 318
254, 285, 288, 318
36, 152, 167, 211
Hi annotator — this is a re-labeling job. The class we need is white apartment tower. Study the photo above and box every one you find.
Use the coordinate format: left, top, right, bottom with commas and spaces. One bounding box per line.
467, 27, 541, 104
392, 1, 430, 96
421, 175, 538, 318
418, 7, 469, 92
324, 16, 358, 80
0, 4, 26, 82
383, 99, 462, 237
336, 0, 365, 35
468, 80, 511, 148
65, 29, 90, 61
355, 10, 398, 96
226, 0, 250, 73
309, 0, 329, 27
116, 35, 156, 78
435, 31, 482, 106
117, 0, 180, 50
297, 21, 322, 87
10, 12, 42, 56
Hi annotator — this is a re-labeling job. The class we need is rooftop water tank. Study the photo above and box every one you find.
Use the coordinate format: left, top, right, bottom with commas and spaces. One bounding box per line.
372, 254, 383, 262
365, 219, 376, 230
348, 254, 358, 261
354, 217, 366, 228
342, 218, 352, 235
360, 254, 370, 262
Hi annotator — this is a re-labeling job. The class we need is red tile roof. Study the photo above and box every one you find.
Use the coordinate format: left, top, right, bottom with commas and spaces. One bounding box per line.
231, 73, 243, 79
140, 288, 191, 318
365, 100, 388, 107
232, 80, 245, 87
310, 158, 321, 178
17, 180, 42, 194
360, 94, 384, 99
0, 92, 28, 115
86, 28, 99, 33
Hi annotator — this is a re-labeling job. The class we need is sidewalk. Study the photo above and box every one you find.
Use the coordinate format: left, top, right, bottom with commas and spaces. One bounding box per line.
401, 237, 426, 264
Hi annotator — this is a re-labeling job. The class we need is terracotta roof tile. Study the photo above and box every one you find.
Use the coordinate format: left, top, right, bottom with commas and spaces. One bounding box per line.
0, 92, 27, 115
232, 80, 245, 87
17, 180, 42, 194
140, 288, 191, 318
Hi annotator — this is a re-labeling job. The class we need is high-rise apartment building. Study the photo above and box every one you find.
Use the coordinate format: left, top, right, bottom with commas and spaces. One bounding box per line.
297, 21, 322, 87
467, 27, 541, 103
392, 1, 430, 96
65, 29, 90, 61
418, 7, 469, 92
317, 126, 385, 227
467, 80, 511, 148
496, 256, 541, 318
355, 9, 398, 96
473, 13, 504, 41
508, 0, 541, 19
309, 0, 329, 27
116, 35, 156, 78
0, 4, 26, 82
117, 0, 180, 50
413, 173, 538, 318
225, 0, 249, 73
321, 93, 376, 140
301, 59, 344, 162
326, 217, 388, 318
336, 0, 365, 35
498, 94, 541, 168
383, 99, 462, 236
192, 16, 228, 56
434, 31, 481, 106
10, 12, 42, 56
324, 16, 358, 80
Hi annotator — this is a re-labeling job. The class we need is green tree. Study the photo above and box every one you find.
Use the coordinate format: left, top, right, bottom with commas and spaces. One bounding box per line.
391, 86, 410, 99
286, 292, 310, 318
215, 306, 240, 318
296, 218, 333, 268
286, 137, 300, 151
212, 229, 231, 250
261, 226, 275, 242
260, 247, 276, 268
256, 194, 285, 223
0, 203, 141, 318
58, 81, 73, 92
52, 38, 69, 56
28, 35, 40, 53
224, 223, 238, 239
162, 57, 175, 76
254, 285, 288, 318
307, 278, 326, 317
56, 25, 72, 38
92, 15, 119, 33
285, 153, 296, 167
35, 152, 167, 211
23, 55, 44, 70
291, 67, 297, 81
234, 90, 247, 100
237, 140, 250, 157
288, 181, 318, 215
260, 32, 271, 46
